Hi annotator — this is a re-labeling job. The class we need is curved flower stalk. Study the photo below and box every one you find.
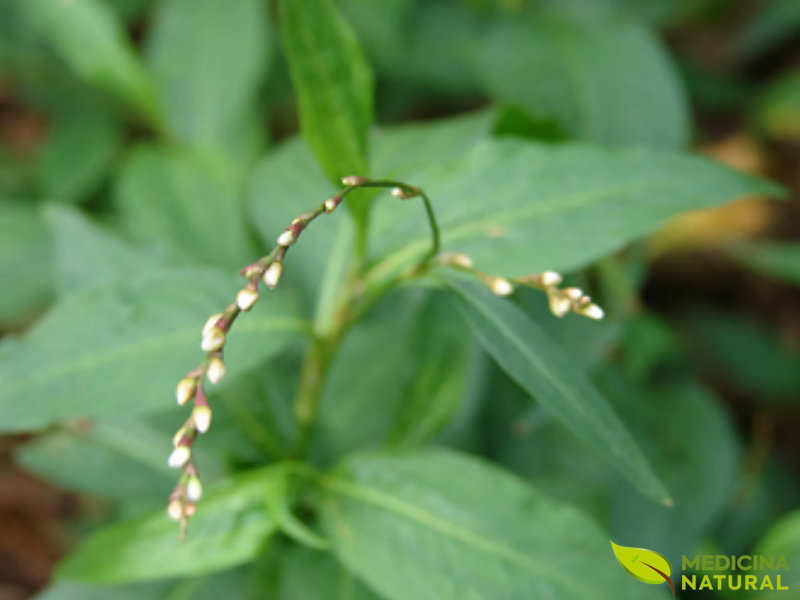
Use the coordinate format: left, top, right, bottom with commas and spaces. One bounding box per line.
165, 175, 437, 536
165, 174, 604, 536
436, 252, 605, 320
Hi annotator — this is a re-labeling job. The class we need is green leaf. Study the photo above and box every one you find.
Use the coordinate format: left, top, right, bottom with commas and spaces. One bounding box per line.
247, 110, 493, 302
442, 277, 670, 505
16, 424, 174, 504
313, 288, 477, 457
313, 291, 425, 458
342, 0, 481, 102
739, 0, 800, 60
317, 448, 663, 600
750, 510, 800, 597
114, 145, 257, 270
386, 292, 479, 448
599, 372, 740, 565
476, 18, 689, 147
248, 138, 342, 307
756, 70, 800, 141
279, 546, 381, 600
44, 204, 162, 295
685, 309, 800, 402
730, 241, 800, 286
365, 138, 783, 285
280, 0, 373, 217
145, 0, 270, 153
57, 467, 280, 583
515, 288, 622, 374
16, 0, 161, 126
0, 199, 53, 325
0, 267, 307, 431
36, 567, 254, 600
371, 109, 496, 177
36, 109, 122, 203
34, 580, 172, 600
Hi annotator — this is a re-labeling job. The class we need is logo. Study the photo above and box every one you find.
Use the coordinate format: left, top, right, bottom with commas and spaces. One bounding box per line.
611, 542, 791, 594
611, 541, 674, 596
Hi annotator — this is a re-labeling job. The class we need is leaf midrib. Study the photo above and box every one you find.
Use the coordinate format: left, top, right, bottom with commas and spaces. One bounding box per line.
1, 316, 309, 397
449, 281, 667, 503
320, 472, 592, 596
366, 176, 682, 282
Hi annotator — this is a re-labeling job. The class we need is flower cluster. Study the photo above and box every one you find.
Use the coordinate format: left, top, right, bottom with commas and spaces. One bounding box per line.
436, 252, 605, 320
165, 178, 360, 534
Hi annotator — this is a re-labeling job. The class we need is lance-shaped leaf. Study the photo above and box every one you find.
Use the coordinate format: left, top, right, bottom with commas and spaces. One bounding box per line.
0, 200, 53, 325
442, 277, 670, 505
57, 467, 282, 583
16, 0, 161, 127
751, 510, 800, 597
0, 267, 307, 432
364, 138, 783, 286
145, 0, 271, 154
317, 449, 663, 600
476, 17, 689, 148
280, 0, 373, 219
114, 145, 258, 271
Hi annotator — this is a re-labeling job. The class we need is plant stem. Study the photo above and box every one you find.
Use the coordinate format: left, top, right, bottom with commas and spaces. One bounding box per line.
289, 178, 441, 457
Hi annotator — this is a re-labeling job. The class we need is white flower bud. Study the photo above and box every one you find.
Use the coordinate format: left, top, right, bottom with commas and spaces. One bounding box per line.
540, 270, 563, 287
175, 377, 196, 406
207, 356, 226, 384
277, 229, 295, 247
563, 287, 583, 302
193, 404, 212, 433
437, 252, 474, 269
263, 262, 282, 289
202, 313, 223, 338
579, 303, 605, 320
488, 276, 513, 297
547, 288, 571, 318
186, 476, 203, 502
341, 175, 368, 186
236, 287, 258, 311
167, 499, 184, 521
168, 445, 191, 468
201, 326, 226, 352
324, 197, 339, 213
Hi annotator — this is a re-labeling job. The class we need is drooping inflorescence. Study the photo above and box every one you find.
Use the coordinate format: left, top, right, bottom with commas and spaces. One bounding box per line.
436, 252, 605, 320
165, 176, 603, 536
164, 174, 433, 535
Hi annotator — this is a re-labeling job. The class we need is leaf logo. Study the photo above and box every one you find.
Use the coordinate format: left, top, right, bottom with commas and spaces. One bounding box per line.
610, 541, 674, 596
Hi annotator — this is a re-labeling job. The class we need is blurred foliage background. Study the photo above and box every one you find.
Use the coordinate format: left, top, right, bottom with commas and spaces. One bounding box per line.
1, 0, 800, 598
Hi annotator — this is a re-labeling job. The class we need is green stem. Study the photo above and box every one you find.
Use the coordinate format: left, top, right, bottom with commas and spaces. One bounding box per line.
352, 180, 440, 263
289, 177, 440, 457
